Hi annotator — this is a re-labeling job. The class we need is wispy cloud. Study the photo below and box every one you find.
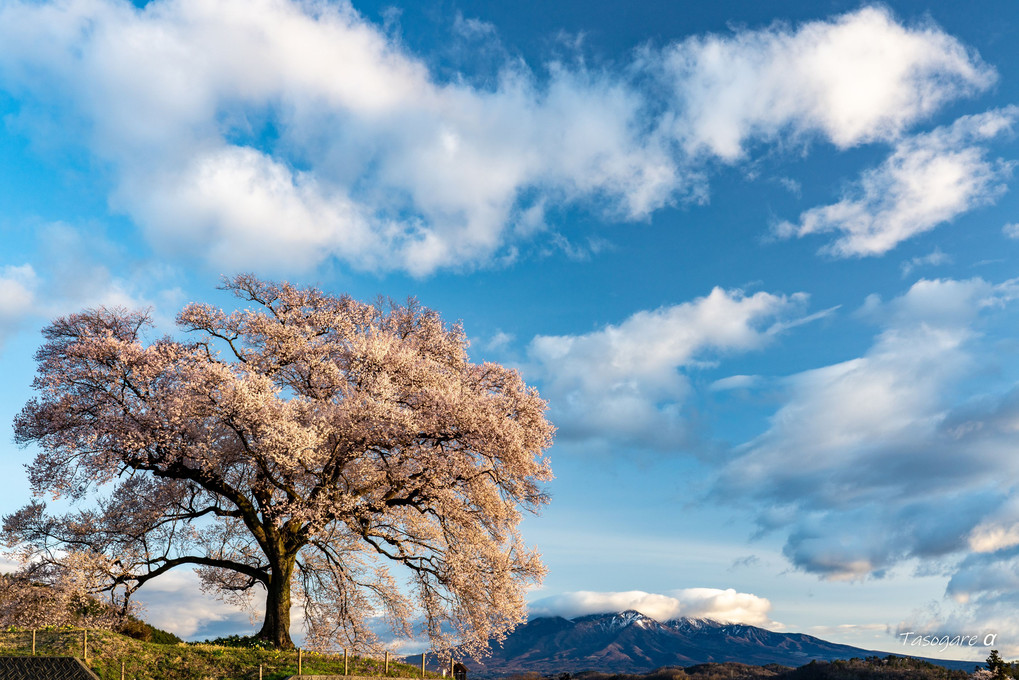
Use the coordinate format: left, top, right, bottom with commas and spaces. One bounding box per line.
777, 110, 1016, 257
0, 263, 38, 348
711, 375, 764, 392
895, 593, 1019, 658
729, 555, 762, 570
133, 568, 256, 639
526, 287, 807, 449
0, 223, 187, 341
901, 249, 952, 278
0, 555, 19, 574
717, 277, 1019, 581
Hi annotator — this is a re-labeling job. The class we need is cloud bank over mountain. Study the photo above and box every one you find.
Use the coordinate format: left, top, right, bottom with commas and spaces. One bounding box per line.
529, 588, 776, 627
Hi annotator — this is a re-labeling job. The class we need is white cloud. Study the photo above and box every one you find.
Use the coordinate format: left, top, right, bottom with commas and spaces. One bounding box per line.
0, 263, 37, 318
657, 5, 994, 160
0, 1, 995, 275
947, 551, 1019, 604
527, 287, 806, 449
718, 277, 1019, 581
30, 223, 182, 326
1004, 223, 1019, 239
0, 224, 188, 346
528, 588, 775, 627
900, 249, 952, 278
0, 0, 676, 276
968, 526, 1019, 554
133, 568, 255, 638
0, 263, 39, 347
896, 593, 1019, 659
778, 110, 1016, 257
452, 13, 497, 41
485, 331, 515, 352
900, 247, 953, 279
966, 496, 1019, 554
113, 146, 379, 273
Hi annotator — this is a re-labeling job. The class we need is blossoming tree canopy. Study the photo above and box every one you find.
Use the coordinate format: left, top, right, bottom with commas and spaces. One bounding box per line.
5, 275, 555, 651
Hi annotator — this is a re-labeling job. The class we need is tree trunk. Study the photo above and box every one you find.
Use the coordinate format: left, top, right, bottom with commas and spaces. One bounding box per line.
256, 557, 296, 649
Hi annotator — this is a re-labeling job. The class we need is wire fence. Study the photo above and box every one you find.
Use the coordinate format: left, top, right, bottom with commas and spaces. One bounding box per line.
0, 627, 444, 680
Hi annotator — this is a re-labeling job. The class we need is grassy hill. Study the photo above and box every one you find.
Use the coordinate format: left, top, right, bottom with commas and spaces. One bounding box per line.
0, 627, 439, 680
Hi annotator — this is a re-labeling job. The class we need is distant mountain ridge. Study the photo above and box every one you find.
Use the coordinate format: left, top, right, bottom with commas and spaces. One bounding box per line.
463, 611, 977, 675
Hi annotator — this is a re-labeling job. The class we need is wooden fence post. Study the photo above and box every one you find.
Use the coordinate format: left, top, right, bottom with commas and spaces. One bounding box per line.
83, 629, 88, 664
421, 653, 425, 678
344, 648, 348, 676
121, 659, 125, 680
386, 650, 390, 674
299, 647, 303, 676
31, 629, 35, 656
259, 663, 263, 680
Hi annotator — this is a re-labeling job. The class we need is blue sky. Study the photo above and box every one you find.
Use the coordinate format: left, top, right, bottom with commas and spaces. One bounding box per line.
2, 0, 1019, 662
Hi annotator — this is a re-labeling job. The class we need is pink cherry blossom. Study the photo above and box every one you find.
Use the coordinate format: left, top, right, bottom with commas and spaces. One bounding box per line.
5, 275, 554, 653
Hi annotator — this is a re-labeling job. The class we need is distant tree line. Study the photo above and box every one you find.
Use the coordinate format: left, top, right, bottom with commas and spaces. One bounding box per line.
503, 654, 1006, 680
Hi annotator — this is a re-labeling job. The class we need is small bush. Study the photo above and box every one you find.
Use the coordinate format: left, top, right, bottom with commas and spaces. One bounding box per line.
198, 634, 275, 650
116, 615, 182, 645
117, 617, 152, 642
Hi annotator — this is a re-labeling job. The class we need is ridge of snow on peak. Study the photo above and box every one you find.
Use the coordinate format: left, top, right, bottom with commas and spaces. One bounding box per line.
571, 610, 657, 631
615, 610, 653, 628
666, 616, 725, 631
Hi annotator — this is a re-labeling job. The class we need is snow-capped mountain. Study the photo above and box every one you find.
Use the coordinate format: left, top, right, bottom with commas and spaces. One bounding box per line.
462, 611, 976, 675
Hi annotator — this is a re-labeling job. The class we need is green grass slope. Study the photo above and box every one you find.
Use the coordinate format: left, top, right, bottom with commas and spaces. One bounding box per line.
0, 627, 439, 680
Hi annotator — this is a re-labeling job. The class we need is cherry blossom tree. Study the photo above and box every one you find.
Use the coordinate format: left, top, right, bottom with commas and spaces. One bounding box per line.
4, 275, 554, 651
0, 555, 128, 630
